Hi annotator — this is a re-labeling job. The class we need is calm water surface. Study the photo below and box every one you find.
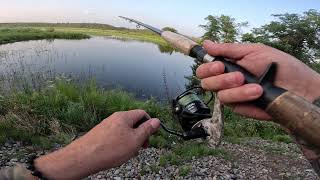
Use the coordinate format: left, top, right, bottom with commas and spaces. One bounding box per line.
0, 37, 195, 100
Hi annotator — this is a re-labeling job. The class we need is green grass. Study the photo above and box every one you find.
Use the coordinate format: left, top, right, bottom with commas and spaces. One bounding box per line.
223, 107, 289, 141
53, 27, 168, 46
0, 28, 90, 45
0, 79, 291, 148
179, 165, 191, 176
0, 79, 175, 148
159, 142, 232, 166
0, 23, 170, 47
150, 164, 160, 173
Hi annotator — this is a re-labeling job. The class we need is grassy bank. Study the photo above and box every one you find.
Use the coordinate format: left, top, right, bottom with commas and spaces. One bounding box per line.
0, 28, 90, 45
54, 27, 168, 46
0, 23, 169, 46
0, 79, 290, 148
0, 79, 177, 148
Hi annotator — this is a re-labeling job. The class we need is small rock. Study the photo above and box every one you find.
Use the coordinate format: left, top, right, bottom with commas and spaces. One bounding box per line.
114, 169, 120, 175
10, 158, 18, 162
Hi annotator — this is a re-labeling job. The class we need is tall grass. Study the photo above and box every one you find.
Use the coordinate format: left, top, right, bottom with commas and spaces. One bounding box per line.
0, 28, 90, 45
0, 79, 289, 148
0, 79, 175, 147
223, 107, 290, 143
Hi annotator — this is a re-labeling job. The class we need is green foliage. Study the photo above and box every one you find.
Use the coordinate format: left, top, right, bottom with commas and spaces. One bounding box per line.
150, 135, 170, 148
45, 27, 55, 32
179, 165, 191, 176
224, 107, 286, 140
0, 79, 291, 147
159, 142, 231, 166
272, 135, 293, 144
0, 79, 176, 147
199, 14, 247, 43
162, 27, 178, 33
0, 28, 90, 45
150, 164, 160, 173
242, 9, 320, 69
188, 15, 247, 87
0, 23, 121, 30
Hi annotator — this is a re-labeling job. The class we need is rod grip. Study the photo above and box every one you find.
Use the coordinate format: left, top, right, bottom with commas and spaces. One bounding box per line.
161, 31, 198, 55
266, 91, 320, 149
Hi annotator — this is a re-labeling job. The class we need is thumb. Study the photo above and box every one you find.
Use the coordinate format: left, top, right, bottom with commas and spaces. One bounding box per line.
135, 118, 161, 144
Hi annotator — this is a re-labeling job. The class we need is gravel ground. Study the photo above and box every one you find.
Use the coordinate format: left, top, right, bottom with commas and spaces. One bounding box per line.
0, 139, 319, 180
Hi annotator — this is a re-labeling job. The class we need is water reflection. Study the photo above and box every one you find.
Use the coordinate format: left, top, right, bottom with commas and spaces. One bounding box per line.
0, 37, 195, 100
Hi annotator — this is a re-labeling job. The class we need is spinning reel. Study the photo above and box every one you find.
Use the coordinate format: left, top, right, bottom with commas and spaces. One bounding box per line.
162, 87, 214, 140
134, 87, 214, 140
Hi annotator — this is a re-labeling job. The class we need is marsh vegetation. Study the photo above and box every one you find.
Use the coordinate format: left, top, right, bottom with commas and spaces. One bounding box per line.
0, 23, 289, 149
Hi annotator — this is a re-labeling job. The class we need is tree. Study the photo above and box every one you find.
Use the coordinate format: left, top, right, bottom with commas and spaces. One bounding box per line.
185, 15, 247, 88
199, 15, 248, 43
242, 9, 320, 68
162, 27, 178, 33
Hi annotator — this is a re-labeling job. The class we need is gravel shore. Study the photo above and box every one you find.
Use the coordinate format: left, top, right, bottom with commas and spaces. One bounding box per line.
0, 138, 319, 179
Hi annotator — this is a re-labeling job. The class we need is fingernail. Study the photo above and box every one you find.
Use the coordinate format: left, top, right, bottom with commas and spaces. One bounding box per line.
150, 119, 160, 129
226, 74, 236, 84
246, 85, 261, 96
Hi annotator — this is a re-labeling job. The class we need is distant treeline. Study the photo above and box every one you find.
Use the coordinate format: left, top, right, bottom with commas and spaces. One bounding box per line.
0, 22, 127, 30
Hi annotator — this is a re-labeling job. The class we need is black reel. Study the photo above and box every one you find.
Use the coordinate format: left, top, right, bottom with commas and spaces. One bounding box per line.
172, 87, 213, 131
160, 87, 214, 140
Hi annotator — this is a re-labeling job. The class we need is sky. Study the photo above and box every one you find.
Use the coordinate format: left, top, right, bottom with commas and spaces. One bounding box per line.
0, 0, 319, 36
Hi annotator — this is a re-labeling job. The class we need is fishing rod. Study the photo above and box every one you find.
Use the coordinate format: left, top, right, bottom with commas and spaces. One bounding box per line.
120, 16, 320, 149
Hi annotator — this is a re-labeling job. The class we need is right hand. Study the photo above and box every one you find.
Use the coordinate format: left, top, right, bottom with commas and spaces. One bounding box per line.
196, 40, 320, 120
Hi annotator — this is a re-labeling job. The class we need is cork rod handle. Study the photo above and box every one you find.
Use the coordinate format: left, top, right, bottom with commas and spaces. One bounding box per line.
266, 92, 320, 149
161, 31, 198, 55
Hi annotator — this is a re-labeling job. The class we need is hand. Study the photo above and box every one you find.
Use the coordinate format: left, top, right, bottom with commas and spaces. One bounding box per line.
196, 40, 320, 120
34, 110, 160, 179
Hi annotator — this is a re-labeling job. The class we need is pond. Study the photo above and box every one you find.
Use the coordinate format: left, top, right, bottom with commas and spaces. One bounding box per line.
0, 37, 195, 100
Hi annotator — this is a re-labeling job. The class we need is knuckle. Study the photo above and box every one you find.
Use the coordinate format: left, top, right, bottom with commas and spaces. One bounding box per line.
111, 111, 125, 119
201, 79, 210, 90
112, 111, 122, 117
222, 43, 232, 48
136, 109, 147, 114
140, 124, 152, 136
254, 43, 267, 49
130, 109, 146, 115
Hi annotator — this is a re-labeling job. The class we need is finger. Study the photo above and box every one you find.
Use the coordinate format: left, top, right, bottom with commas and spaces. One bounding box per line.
217, 84, 263, 104
135, 118, 160, 144
196, 61, 225, 79
201, 72, 244, 91
229, 104, 272, 120
124, 109, 150, 127
203, 40, 263, 60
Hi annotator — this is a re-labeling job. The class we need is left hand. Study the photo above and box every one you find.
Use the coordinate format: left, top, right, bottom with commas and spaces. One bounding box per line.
34, 110, 160, 180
